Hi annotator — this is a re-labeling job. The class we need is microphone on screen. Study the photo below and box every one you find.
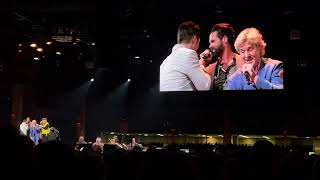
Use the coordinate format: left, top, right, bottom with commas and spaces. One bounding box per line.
244, 71, 252, 85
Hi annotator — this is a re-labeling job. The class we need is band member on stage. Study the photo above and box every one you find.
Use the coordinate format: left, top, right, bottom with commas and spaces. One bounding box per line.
19, 117, 30, 136
92, 137, 104, 153
109, 135, 127, 149
29, 120, 41, 145
76, 136, 88, 144
40, 118, 50, 142
127, 137, 144, 151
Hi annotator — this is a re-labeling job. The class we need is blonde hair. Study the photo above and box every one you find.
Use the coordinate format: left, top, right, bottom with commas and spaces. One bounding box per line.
31, 120, 37, 126
234, 27, 267, 56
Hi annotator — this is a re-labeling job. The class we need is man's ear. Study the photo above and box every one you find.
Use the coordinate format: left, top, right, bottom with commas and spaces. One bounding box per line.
192, 35, 197, 41
193, 36, 200, 43
190, 36, 196, 44
222, 35, 228, 43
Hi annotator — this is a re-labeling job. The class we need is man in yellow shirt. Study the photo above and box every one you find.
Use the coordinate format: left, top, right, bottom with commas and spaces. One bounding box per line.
40, 118, 50, 142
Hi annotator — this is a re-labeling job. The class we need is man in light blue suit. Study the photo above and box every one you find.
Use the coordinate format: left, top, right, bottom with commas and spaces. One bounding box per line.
225, 28, 283, 90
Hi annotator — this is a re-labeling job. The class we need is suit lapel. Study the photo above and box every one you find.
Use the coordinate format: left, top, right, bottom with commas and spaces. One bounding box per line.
258, 58, 267, 79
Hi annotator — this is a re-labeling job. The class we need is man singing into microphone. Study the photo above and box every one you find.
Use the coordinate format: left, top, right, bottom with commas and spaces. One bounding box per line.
199, 23, 244, 90
225, 27, 284, 90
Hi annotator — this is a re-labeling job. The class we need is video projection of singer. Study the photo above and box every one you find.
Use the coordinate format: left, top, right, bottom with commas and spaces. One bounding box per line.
159, 21, 284, 91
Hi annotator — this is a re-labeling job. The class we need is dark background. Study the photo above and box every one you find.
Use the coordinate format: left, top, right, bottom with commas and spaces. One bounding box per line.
1, 0, 318, 142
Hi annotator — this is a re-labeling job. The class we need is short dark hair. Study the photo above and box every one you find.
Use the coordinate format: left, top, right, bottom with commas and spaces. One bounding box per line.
177, 21, 200, 43
211, 23, 235, 46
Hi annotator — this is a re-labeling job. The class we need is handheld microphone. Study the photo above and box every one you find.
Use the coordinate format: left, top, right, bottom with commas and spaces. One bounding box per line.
201, 49, 216, 63
209, 49, 216, 54
201, 49, 214, 59
244, 71, 251, 85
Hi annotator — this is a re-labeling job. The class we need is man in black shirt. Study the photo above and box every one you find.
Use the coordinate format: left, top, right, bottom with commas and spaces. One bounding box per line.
199, 23, 244, 90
